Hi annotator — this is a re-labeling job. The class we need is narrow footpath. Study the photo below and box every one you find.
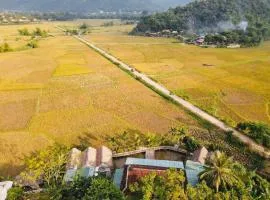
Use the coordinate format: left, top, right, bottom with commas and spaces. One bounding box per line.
68, 31, 269, 159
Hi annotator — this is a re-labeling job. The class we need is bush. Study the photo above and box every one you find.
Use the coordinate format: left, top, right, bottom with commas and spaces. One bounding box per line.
27, 40, 38, 48
183, 136, 200, 152
18, 28, 30, 36
129, 169, 186, 200
0, 43, 12, 53
32, 28, 48, 37
19, 144, 69, 189
7, 187, 24, 200
54, 176, 125, 200
236, 122, 270, 148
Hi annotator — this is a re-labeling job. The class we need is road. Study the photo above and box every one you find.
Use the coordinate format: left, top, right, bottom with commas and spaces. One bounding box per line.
70, 34, 270, 159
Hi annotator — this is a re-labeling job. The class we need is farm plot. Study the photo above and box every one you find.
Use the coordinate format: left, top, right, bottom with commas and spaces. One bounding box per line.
85, 24, 270, 125
0, 24, 203, 176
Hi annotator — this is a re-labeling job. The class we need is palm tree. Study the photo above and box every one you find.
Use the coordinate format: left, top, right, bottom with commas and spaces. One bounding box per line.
199, 151, 240, 192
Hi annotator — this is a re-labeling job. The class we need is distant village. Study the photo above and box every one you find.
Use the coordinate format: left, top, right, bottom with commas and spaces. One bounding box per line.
145, 29, 241, 48
0, 12, 40, 25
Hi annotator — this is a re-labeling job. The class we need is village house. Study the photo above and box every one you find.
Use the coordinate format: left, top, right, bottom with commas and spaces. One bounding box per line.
63, 145, 209, 191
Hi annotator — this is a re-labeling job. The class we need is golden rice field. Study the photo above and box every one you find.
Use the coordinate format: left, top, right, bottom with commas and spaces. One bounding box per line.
85, 23, 270, 126
0, 22, 205, 176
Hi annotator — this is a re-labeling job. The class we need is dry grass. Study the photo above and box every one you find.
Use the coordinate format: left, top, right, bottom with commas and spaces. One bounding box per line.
0, 22, 203, 176
85, 24, 270, 125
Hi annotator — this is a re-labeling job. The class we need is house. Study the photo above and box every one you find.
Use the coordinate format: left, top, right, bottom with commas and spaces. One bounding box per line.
227, 44, 241, 48
192, 146, 209, 164
119, 158, 185, 191
195, 37, 205, 45
64, 146, 113, 182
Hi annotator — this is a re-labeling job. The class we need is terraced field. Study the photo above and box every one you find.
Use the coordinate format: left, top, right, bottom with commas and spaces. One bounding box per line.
85, 23, 270, 126
0, 22, 204, 176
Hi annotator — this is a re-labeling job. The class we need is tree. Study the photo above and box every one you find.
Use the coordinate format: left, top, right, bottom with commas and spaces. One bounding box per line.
18, 28, 30, 36
187, 181, 215, 200
58, 176, 125, 200
27, 40, 38, 48
199, 151, 240, 192
19, 144, 69, 188
129, 169, 187, 200
236, 122, 270, 148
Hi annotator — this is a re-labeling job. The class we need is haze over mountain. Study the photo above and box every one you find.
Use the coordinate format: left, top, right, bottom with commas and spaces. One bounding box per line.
0, 0, 192, 12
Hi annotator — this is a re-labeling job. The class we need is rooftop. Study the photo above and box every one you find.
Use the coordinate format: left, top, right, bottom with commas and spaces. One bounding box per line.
125, 157, 185, 169
185, 160, 205, 186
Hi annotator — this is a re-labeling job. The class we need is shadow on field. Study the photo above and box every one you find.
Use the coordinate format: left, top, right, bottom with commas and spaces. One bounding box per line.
73, 132, 99, 150
0, 162, 24, 179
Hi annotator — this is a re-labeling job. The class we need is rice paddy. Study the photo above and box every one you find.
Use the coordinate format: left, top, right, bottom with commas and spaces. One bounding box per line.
0, 21, 203, 176
85, 23, 270, 126
1, 19, 269, 176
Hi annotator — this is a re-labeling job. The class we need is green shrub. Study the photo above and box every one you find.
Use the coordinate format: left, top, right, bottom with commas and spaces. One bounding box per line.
27, 40, 39, 48
236, 122, 270, 148
7, 187, 24, 200
183, 136, 200, 152
18, 28, 30, 36
20, 144, 69, 188
53, 176, 125, 200
0, 43, 12, 53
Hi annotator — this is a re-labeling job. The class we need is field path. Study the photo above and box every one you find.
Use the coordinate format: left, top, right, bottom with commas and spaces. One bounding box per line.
58, 28, 270, 158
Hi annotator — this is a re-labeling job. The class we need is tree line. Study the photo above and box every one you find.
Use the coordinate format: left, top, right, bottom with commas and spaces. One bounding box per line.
132, 0, 270, 47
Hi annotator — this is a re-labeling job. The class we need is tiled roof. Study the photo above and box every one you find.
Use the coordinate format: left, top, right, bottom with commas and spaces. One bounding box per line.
125, 158, 184, 169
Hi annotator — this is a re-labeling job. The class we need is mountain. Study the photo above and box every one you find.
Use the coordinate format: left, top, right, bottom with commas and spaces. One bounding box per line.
0, 0, 192, 12
133, 0, 270, 33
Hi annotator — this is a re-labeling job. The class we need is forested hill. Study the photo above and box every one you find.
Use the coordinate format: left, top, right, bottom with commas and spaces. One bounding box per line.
0, 0, 191, 12
133, 0, 270, 34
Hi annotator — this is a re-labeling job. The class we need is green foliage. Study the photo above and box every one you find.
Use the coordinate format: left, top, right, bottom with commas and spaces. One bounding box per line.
18, 28, 30, 36
78, 23, 91, 35
32, 27, 48, 37
133, 0, 270, 46
102, 21, 114, 27
65, 29, 79, 35
129, 169, 187, 200
79, 23, 88, 30
27, 40, 39, 48
20, 144, 69, 188
53, 176, 125, 200
236, 122, 270, 148
183, 136, 200, 152
107, 127, 200, 153
7, 187, 24, 200
0, 42, 12, 53
199, 151, 241, 193
187, 181, 215, 200
18, 27, 48, 37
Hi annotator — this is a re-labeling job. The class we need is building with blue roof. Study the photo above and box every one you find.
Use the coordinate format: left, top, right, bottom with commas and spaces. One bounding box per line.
125, 157, 185, 169
185, 160, 205, 186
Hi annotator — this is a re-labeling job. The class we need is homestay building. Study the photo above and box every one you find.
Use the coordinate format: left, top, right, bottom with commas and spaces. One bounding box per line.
63, 146, 113, 182
119, 158, 185, 191
64, 145, 208, 190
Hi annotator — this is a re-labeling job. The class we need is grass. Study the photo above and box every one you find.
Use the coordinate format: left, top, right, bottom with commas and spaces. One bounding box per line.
0, 22, 204, 176
85, 24, 270, 126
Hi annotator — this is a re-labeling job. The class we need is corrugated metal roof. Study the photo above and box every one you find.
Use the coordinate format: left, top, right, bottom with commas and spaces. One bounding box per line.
77, 167, 95, 178
125, 158, 184, 169
113, 168, 124, 189
63, 169, 77, 182
185, 160, 205, 186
